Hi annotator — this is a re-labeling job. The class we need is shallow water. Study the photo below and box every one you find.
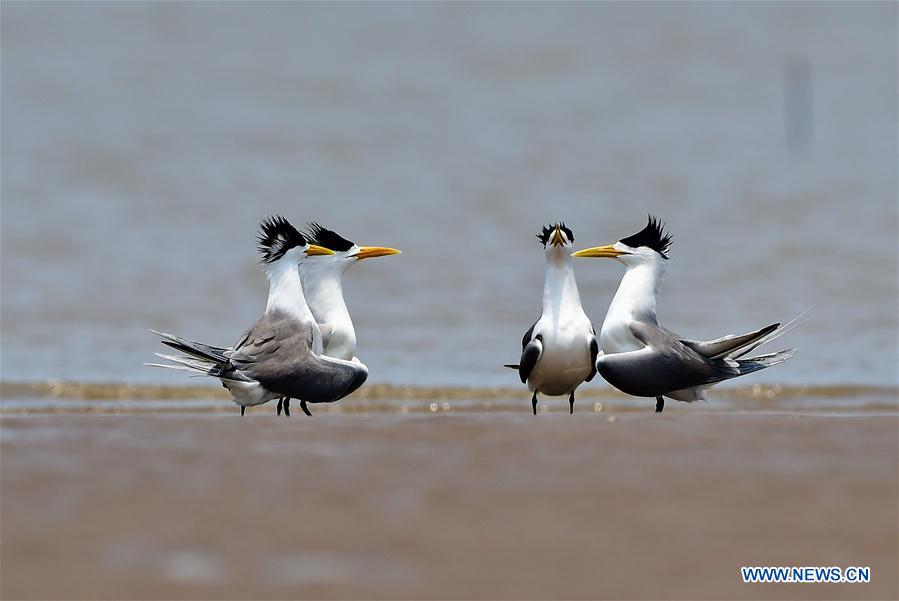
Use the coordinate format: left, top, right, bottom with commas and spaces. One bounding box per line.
2, 3, 897, 390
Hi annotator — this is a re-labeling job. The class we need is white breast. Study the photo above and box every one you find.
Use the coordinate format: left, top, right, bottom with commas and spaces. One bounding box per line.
599, 310, 643, 354
320, 321, 356, 361
528, 311, 594, 396
599, 261, 662, 354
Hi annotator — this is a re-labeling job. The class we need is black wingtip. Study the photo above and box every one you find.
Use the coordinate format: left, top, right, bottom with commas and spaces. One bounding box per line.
759, 323, 780, 338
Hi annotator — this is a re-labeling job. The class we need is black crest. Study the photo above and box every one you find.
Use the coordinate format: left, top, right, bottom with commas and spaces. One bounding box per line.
257, 215, 307, 263
536, 222, 574, 246
305, 223, 355, 252
619, 215, 673, 259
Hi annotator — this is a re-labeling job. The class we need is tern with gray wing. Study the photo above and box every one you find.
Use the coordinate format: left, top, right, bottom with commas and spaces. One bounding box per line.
506, 223, 598, 415
572, 215, 799, 412
147, 216, 368, 417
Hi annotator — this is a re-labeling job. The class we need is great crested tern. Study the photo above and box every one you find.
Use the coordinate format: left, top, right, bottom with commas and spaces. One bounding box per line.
506, 223, 598, 415
148, 216, 369, 417
301, 223, 400, 361
572, 215, 798, 412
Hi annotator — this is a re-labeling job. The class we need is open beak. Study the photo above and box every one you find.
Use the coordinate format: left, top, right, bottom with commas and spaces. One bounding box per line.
305, 244, 335, 256
355, 246, 402, 260
571, 244, 628, 258
550, 225, 565, 247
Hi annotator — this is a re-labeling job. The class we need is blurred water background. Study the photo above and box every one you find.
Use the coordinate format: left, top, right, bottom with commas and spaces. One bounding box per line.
2, 2, 897, 390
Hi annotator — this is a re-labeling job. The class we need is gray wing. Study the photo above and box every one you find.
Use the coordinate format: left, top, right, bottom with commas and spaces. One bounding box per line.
521, 320, 538, 350
632, 321, 740, 383
225, 311, 304, 365
680, 324, 779, 359
585, 334, 599, 382
224, 311, 366, 403
518, 334, 543, 384
291, 354, 368, 403
503, 319, 538, 372
596, 322, 738, 397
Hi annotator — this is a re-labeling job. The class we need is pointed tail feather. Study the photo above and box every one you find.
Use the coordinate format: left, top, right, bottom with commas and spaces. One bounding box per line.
145, 362, 209, 373
152, 352, 219, 374
149, 329, 229, 363
682, 323, 779, 360
731, 308, 815, 359
148, 352, 252, 383
503, 364, 520, 370
734, 348, 798, 376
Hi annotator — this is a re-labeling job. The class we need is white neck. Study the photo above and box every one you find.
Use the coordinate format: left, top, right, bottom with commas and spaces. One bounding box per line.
599, 259, 665, 353
606, 260, 665, 325
303, 267, 350, 323
264, 257, 314, 322
542, 250, 585, 318
300, 261, 357, 359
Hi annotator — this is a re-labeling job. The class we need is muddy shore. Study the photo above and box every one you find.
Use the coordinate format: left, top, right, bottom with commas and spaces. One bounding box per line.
2, 406, 896, 600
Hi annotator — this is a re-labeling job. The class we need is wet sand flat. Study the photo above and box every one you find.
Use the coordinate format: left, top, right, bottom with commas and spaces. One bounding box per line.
2, 410, 897, 600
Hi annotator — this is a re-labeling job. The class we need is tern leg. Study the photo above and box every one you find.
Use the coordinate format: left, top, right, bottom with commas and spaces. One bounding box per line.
300, 399, 312, 417
655, 396, 664, 413
531, 392, 538, 416
283, 398, 290, 417
240, 406, 245, 417
569, 391, 575, 415
277, 397, 282, 416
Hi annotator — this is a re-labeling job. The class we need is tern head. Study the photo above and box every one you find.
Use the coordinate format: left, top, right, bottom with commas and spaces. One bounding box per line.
537, 222, 575, 258
572, 215, 673, 266
257, 215, 333, 264
304, 222, 401, 271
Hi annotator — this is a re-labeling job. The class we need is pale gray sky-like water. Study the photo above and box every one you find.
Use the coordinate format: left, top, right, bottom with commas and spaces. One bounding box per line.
2, 2, 897, 387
